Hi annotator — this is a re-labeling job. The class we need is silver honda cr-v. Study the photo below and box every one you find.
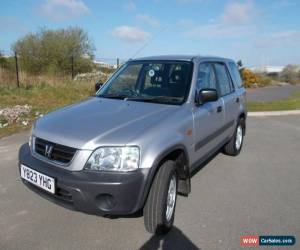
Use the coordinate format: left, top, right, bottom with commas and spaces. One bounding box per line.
19, 55, 247, 234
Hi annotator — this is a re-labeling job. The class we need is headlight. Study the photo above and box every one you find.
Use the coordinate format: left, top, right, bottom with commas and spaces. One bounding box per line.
84, 146, 140, 172
28, 121, 36, 148
29, 134, 32, 148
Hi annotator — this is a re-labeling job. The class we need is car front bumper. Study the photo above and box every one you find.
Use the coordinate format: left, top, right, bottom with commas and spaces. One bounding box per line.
18, 143, 151, 215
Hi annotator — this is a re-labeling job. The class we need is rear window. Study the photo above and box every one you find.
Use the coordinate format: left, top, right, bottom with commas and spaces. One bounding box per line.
228, 62, 243, 88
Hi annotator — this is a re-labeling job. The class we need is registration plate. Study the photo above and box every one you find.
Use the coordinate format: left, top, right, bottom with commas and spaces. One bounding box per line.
20, 164, 55, 194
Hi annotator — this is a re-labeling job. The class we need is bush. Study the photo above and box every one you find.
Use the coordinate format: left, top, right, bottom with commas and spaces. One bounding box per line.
0, 52, 6, 65
280, 64, 300, 84
240, 68, 259, 88
12, 27, 95, 75
258, 75, 272, 87
0, 53, 15, 71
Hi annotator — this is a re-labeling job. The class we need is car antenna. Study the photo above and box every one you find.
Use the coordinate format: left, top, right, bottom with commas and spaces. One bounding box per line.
130, 25, 169, 59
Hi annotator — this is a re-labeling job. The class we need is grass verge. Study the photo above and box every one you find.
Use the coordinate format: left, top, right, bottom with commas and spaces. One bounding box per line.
1, 85, 300, 139
0, 82, 94, 138
247, 91, 300, 112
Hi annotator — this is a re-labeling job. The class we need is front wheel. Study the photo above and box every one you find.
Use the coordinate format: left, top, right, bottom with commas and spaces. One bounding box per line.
143, 160, 177, 234
223, 118, 245, 156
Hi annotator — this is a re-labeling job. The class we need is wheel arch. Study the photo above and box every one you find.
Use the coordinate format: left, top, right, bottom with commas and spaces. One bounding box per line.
140, 144, 191, 208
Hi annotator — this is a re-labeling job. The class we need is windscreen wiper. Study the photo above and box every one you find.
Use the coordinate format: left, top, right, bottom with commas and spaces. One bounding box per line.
125, 96, 159, 102
97, 94, 128, 100
125, 96, 179, 104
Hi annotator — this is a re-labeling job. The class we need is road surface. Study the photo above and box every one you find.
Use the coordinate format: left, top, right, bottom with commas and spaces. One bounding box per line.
0, 116, 299, 250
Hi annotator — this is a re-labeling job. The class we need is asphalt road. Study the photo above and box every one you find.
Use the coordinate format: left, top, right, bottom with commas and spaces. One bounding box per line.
0, 116, 299, 250
246, 84, 300, 102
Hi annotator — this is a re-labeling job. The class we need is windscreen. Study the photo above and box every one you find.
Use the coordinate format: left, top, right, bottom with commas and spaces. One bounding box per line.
97, 61, 193, 105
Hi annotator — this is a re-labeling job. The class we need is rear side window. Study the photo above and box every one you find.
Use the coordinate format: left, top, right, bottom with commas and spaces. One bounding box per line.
228, 62, 243, 88
197, 63, 217, 89
213, 63, 232, 96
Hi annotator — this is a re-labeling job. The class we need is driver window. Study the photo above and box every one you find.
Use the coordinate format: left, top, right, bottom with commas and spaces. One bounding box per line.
197, 63, 217, 90
108, 64, 142, 94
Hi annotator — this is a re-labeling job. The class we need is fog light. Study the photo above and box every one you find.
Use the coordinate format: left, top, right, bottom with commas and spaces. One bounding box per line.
95, 194, 116, 211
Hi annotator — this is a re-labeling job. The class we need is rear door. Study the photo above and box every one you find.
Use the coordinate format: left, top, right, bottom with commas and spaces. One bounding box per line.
192, 62, 225, 163
212, 62, 238, 139
228, 61, 247, 113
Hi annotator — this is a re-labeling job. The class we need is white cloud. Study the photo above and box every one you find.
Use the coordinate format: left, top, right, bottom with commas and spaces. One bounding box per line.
136, 14, 160, 27
40, 0, 89, 21
182, 1, 257, 39
111, 26, 150, 43
123, 0, 136, 11
222, 1, 254, 25
254, 31, 300, 48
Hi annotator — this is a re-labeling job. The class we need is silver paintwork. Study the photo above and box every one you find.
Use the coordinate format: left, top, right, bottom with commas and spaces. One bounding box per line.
32, 55, 247, 171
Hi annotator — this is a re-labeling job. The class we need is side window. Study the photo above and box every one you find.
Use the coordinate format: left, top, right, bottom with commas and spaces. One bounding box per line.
213, 63, 232, 96
229, 62, 243, 88
197, 63, 217, 90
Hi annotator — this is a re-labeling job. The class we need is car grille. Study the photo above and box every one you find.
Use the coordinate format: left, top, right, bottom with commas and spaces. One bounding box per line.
34, 137, 77, 164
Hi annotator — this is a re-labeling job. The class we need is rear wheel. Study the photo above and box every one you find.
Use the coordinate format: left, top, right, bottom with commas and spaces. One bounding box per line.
223, 118, 245, 156
143, 160, 177, 234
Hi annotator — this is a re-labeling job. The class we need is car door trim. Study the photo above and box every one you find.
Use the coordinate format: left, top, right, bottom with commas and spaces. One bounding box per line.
194, 120, 234, 151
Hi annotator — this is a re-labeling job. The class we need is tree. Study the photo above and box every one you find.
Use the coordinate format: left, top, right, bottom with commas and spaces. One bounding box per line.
12, 27, 95, 75
281, 64, 300, 84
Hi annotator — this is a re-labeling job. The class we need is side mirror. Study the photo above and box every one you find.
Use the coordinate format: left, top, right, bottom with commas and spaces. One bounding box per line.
95, 81, 103, 92
195, 88, 218, 105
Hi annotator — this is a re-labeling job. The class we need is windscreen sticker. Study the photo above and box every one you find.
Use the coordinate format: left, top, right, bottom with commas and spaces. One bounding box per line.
153, 65, 160, 71
148, 69, 155, 77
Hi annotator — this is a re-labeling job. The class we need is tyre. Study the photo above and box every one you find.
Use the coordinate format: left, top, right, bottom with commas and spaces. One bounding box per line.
223, 118, 245, 156
143, 160, 177, 234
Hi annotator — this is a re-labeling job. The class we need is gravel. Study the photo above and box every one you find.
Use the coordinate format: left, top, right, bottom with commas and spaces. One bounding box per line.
0, 105, 32, 128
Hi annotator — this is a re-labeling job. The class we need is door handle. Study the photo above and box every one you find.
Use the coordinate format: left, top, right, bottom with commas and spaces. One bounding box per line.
236, 97, 240, 103
217, 106, 222, 113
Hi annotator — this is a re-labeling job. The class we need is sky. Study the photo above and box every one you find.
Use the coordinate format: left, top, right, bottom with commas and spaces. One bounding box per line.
1, 0, 300, 66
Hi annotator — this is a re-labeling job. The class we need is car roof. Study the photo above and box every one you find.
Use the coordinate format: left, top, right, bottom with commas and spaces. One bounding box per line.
132, 55, 234, 63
